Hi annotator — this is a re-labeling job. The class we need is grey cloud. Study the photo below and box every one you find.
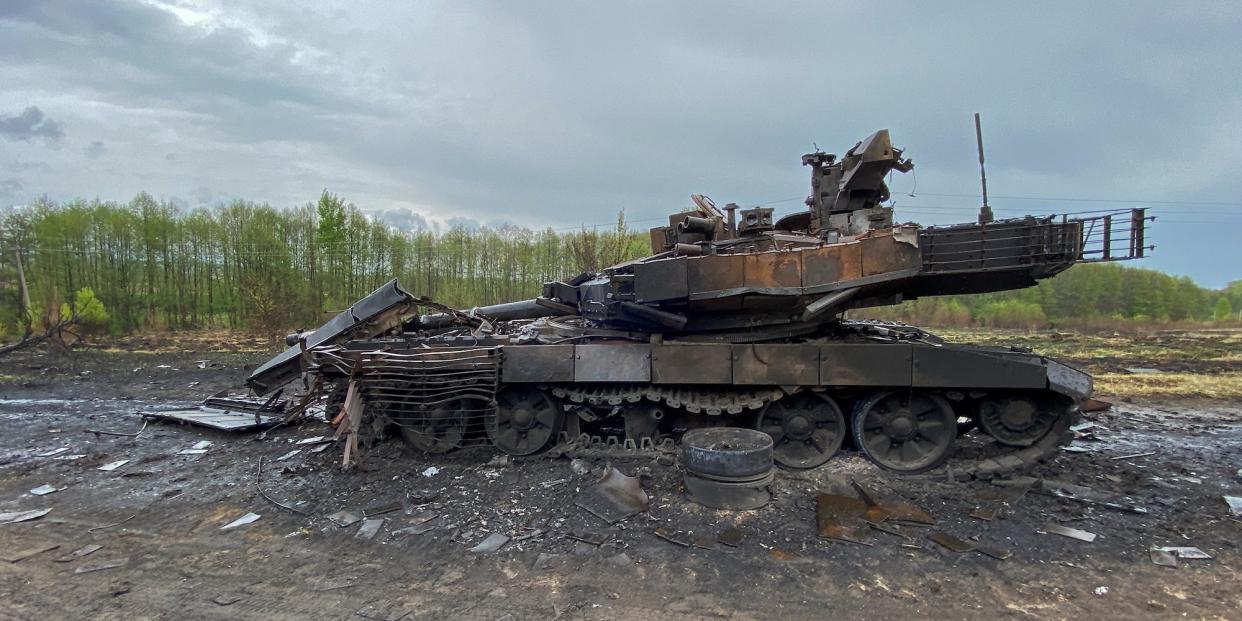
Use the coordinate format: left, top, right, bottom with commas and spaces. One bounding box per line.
0, 178, 23, 200
0, 106, 64, 143
376, 208, 430, 233
83, 140, 106, 158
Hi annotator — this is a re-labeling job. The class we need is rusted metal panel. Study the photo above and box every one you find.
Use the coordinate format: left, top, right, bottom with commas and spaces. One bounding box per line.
912, 345, 1046, 388
743, 251, 802, 290
732, 344, 818, 385
575, 344, 651, 382
652, 344, 732, 384
687, 253, 745, 295
502, 345, 574, 382
802, 242, 863, 287
633, 257, 688, 303
819, 343, 913, 386
861, 233, 921, 277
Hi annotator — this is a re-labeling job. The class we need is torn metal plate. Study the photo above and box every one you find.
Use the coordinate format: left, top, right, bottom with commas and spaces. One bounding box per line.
0, 508, 51, 524
1155, 546, 1211, 560
355, 518, 386, 540
4, 543, 59, 563
717, 527, 745, 548
1044, 523, 1096, 542
74, 557, 129, 574
469, 533, 510, 553
1150, 549, 1178, 567
220, 512, 261, 530
55, 544, 103, 562
327, 511, 362, 528
574, 466, 649, 524
927, 530, 975, 553
144, 407, 281, 432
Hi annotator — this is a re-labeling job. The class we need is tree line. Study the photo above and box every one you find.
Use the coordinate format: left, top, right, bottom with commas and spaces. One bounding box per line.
0, 191, 1237, 339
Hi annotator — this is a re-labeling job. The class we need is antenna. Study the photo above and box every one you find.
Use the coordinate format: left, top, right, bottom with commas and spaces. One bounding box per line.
974, 112, 994, 224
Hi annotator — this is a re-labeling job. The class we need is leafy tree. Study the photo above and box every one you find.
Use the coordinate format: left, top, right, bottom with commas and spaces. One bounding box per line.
1214, 297, 1234, 322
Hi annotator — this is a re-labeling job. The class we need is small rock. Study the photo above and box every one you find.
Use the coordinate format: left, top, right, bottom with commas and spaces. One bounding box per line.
1094, 586, 1109, 596
570, 459, 591, 476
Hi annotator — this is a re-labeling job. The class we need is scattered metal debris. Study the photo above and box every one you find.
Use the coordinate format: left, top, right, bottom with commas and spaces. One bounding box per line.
29, 484, 61, 496
969, 503, 1002, 521
1044, 523, 1097, 542
296, 436, 328, 445
356, 601, 410, 621
815, 494, 873, 545
575, 466, 650, 524
1110, 451, 1157, 460
256, 456, 310, 515
469, 533, 510, 553
1041, 480, 1148, 514
87, 513, 137, 533
220, 512, 261, 530
363, 503, 402, 518
1155, 546, 1211, 559
275, 449, 300, 461
97, 459, 130, 472
927, 530, 974, 553
143, 405, 281, 432
566, 530, 606, 546
1224, 496, 1242, 516
1150, 548, 1178, 567
74, 557, 129, 574
85, 419, 148, 438
4, 543, 60, 563
718, 527, 745, 548
390, 522, 438, 537
421, 466, 440, 477
177, 448, 209, 456
55, 544, 103, 562
0, 508, 51, 525
355, 518, 385, 540
37, 447, 70, 457
653, 528, 693, 547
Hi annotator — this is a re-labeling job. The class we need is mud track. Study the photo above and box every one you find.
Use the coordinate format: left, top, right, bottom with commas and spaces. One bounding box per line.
0, 347, 1240, 620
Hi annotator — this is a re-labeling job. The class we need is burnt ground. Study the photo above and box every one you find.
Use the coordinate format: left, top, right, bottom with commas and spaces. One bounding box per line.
0, 343, 1240, 620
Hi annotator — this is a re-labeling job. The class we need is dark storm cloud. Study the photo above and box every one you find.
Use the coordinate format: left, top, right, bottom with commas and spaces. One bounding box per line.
0, 107, 64, 143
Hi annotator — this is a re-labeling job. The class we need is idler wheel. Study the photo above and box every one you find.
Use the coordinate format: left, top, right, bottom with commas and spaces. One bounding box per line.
487, 386, 563, 456
758, 392, 846, 469
398, 398, 475, 454
682, 427, 774, 480
852, 391, 956, 473
977, 396, 1057, 447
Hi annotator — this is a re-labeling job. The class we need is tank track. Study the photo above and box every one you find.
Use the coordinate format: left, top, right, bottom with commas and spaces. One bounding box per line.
548, 384, 784, 415
543, 383, 1079, 480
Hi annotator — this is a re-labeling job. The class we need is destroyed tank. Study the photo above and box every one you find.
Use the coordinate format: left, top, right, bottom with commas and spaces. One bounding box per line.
248, 130, 1151, 478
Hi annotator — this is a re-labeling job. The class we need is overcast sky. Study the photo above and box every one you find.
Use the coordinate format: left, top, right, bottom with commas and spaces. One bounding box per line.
2, 1, 1240, 287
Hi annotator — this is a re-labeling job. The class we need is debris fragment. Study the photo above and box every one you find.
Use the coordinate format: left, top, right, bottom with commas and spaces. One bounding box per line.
652, 528, 693, 547
390, 522, 437, 537
97, 459, 130, 472
927, 530, 974, 553
190, 440, 213, 450
275, 450, 300, 461
969, 503, 1002, 521
815, 493, 872, 545
569, 459, 591, 475
36, 447, 70, 457
327, 511, 363, 528
4, 543, 59, 563
29, 484, 61, 496
55, 544, 103, 562
1044, 523, 1097, 542
1041, 480, 1148, 514
1093, 586, 1110, 596
574, 466, 650, 524
768, 549, 810, 563
1154, 546, 1211, 560
355, 518, 385, 540
310, 442, 333, 454
718, 527, 745, 548
0, 508, 51, 525
220, 512, 261, 530
1110, 451, 1156, 461
469, 533, 510, 553
1150, 549, 1178, 567
356, 601, 410, 621
295, 436, 328, 445
74, 557, 129, 574
566, 530, 606, 546
363, 503, 402, 518
1224, 496, 1242, 517
421, 466, 440, 478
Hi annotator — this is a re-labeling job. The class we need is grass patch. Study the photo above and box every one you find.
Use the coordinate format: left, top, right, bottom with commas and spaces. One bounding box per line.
1094, 372, 1242, 400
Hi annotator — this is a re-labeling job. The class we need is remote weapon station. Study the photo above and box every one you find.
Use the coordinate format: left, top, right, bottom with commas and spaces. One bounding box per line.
249, 129, 1150, 477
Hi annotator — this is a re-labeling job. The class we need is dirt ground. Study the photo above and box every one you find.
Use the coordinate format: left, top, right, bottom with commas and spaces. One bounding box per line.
0, 330, 1240, 620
